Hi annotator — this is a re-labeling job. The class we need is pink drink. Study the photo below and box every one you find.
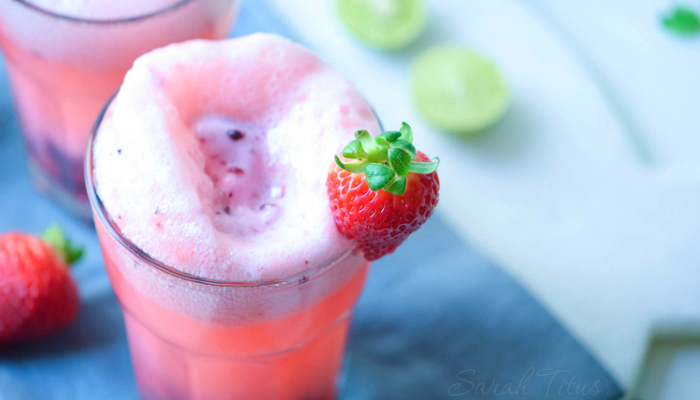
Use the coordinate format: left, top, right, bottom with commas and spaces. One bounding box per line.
87, 34, 382, 399
0, 0, 238, 219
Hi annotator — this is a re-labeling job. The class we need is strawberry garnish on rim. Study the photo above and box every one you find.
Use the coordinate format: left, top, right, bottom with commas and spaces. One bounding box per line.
327, 123, 439, 260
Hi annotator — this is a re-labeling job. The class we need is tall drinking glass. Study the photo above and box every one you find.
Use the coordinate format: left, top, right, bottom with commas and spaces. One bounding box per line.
86, 99, 370, 399
0, 0, 239, 219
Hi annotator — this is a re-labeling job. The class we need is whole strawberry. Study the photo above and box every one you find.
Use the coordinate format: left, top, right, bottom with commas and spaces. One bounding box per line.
327, 123, 439, 260
0, 226, 82, 345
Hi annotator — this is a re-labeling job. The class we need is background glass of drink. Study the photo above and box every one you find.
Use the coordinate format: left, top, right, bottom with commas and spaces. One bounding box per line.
0, 0, 239, 220
86, 99, 370, 400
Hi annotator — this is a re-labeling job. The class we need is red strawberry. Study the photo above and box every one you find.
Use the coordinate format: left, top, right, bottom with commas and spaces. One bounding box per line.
0, 226, 82, 345
327, 123, 439, 260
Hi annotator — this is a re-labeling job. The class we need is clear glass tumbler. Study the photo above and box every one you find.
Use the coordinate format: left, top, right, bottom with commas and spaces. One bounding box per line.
86, 100, 370, 400
0, 0, 239, 220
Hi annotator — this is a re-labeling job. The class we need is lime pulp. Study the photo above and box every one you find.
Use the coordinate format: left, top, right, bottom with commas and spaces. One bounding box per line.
336, 0, 427, 50
410, 46, 510, 135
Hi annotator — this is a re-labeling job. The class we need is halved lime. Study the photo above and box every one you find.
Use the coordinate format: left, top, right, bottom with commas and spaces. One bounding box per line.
337, 0, 427, 50
410, 46, 510, 135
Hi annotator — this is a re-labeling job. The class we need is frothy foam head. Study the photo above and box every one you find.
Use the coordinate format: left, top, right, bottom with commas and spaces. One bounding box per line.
93, 34, 381, 282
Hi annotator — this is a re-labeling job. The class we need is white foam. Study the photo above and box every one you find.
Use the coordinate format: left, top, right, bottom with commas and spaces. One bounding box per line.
93, 34, 381, 282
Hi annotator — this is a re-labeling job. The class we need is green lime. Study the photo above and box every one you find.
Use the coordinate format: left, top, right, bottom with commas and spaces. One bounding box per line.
410, 46, 510, 135
337, 0, 427, 50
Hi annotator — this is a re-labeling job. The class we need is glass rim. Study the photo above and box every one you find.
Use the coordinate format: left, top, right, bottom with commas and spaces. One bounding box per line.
12, 0, 195, 24
85, 93, 357, 288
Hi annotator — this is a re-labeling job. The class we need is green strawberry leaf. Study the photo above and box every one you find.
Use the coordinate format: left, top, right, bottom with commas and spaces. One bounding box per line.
42, 225, 84, 266
384, 176, 407, 195
334, 123, 438, 195
355, 129, 379, 153
408, 157, 440, 174
365, 163, 395, 190
375, 137, 391, 150
342, 139, 367, 159
392, 139, 417, 158
399, 122, 413, 142
335, 155, 366, 174
662, 6, 700, 35
378, 131, 401, 143
389, 148, 412, 176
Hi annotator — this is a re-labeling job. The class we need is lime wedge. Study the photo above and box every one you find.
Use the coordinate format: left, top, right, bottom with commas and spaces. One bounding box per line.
410, 46, 510, 135
337, 0, 427, 50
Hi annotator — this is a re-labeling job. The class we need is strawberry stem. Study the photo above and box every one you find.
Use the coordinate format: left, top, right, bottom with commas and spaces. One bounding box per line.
334, 123, 438, 195
42, 225, 84, 266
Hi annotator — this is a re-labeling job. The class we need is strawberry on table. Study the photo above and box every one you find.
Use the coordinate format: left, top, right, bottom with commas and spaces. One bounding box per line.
0, 225, 82, 345
327, 122, 439, 260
